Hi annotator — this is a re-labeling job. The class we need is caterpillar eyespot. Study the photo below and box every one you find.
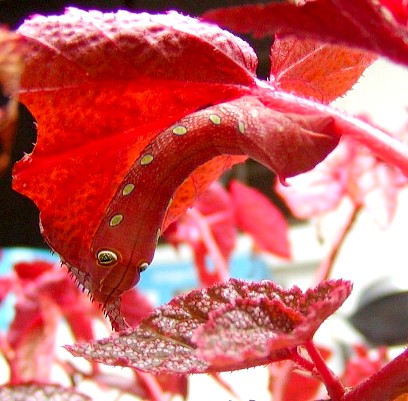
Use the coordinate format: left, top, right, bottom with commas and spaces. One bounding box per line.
86, 96, 337, 306
139, 262, 149, 272
97, 250, 119, 266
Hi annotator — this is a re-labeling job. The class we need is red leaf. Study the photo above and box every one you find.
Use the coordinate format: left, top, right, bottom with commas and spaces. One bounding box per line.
0, 276, 13, 303
229, 180, 290, 258
13, 9, 256, 309
270, 37, 376, 103
0, 383, 91, 401
66, 279, 352, 374
14, 261, 53, 280
202, 0, 408, 67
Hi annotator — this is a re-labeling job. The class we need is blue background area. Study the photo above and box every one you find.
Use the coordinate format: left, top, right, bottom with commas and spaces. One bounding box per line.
0, 247, 271, 331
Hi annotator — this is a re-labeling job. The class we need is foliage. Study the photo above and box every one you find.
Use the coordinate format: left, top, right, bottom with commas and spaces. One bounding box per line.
1, 0, 408, 400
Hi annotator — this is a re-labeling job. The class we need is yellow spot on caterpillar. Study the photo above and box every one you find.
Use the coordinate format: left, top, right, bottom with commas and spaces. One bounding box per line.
97, 250, 118, 266
238, 120, 245, 134
140, 154, 154, 165
172, 125, 188, 136
209, 114, 221, 125
109, 214, 123, 227
122, 183, 135, 196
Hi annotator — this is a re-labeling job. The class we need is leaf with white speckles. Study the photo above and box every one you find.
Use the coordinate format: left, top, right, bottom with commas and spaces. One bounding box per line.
0, 383, 91, 401
66, 278, 352, 373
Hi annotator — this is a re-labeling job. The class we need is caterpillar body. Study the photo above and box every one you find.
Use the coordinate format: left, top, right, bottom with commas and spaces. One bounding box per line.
78, 96, 336, 309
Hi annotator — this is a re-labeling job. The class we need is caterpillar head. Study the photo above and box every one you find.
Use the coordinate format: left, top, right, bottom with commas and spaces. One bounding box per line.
67, 250, 148, 306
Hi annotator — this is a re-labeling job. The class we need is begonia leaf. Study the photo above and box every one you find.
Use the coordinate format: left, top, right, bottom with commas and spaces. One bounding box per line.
66, 279, 352, 374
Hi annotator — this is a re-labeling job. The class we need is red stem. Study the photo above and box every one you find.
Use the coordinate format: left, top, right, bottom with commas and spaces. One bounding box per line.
314, 204, 361, 284
186, 208, 230, 282
290, 349, 316, 373
343, 348, 408, 401
259, 88, 408, 176
304, 340, 345, 401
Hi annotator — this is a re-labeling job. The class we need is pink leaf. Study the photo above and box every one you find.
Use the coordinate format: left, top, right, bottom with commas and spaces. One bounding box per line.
8, 297, 59, 382
230, 180, 290, 258
4, 261, 102, 382
66, 279, 352, 374
0, 276, 13, 303
276, 136, 408, 228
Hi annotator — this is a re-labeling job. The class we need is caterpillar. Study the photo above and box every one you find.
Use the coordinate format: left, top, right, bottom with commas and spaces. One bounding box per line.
76, 95, 337, 312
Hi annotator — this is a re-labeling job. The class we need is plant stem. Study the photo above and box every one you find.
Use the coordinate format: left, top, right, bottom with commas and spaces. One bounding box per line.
260, 88, 408, 177
343, 348, 408, 401
290, 349, 316, 372
314, 204, 361, 284
186, 208, 230, 282
305, 340, 345, 401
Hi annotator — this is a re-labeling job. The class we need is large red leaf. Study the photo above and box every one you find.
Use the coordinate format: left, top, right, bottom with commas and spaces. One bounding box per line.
14, 7, 257, 255
203, 0, 408, 67
13, 9, 257, 318
66, 279, 352, 374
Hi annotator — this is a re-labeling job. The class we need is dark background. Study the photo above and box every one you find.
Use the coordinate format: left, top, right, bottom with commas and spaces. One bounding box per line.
0, 0, 281, 248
